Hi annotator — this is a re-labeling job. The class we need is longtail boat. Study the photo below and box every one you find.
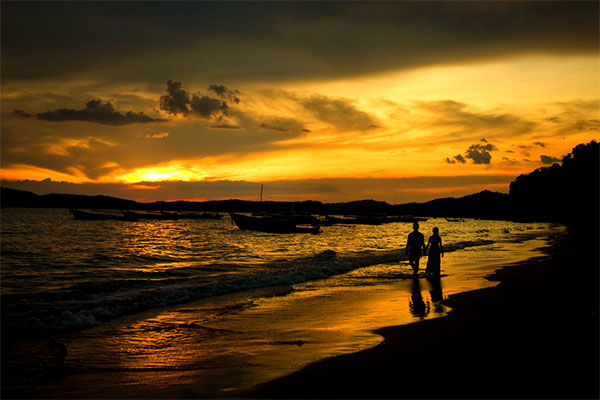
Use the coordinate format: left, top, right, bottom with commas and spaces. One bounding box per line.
230, 212, 321, 234
70, 209, 137, 221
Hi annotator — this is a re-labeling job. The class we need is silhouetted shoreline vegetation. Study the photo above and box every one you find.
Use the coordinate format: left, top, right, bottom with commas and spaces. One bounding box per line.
1, 141, 597, 225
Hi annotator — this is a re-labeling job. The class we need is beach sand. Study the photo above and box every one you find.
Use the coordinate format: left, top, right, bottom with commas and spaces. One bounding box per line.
243, 227, 599, 399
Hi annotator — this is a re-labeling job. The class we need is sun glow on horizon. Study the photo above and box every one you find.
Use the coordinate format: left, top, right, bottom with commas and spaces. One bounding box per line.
114, 163, 210, 184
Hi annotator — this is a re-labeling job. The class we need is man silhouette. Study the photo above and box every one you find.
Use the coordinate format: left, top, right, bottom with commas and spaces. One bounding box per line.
405, 222, 426, 276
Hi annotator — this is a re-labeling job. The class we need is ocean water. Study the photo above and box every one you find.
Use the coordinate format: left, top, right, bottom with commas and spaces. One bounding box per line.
0, 208, 564, 397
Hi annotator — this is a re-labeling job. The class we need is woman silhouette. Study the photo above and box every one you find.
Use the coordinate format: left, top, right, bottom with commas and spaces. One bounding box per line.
425, 227, 444, 275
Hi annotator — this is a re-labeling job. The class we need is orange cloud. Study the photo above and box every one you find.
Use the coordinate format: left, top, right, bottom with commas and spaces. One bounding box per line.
145, 132, 170, 139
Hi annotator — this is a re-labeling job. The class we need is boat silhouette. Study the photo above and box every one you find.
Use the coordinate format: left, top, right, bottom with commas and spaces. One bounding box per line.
70, 209, 137, 221
230, 212, 321, 234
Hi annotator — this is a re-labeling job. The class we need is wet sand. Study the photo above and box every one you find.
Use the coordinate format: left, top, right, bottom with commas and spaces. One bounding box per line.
244, 227, 599, 399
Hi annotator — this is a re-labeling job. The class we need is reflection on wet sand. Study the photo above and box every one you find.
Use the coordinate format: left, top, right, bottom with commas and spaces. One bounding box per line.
409, 276, 445, 318
409, 279, 429, 318
427, 275, 445, 314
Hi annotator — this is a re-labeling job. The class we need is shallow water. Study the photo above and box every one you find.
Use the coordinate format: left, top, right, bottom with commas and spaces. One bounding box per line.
0, 208, 563, 397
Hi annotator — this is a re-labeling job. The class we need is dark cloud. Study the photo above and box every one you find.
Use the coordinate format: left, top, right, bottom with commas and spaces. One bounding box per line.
2, 2, 597, 82
534, 142, 546, 147
260, 123, 289, 132
160, 80, 190, 116
208, 84, 240, 104
190, 95, 228, 119
35, 100, 165, 126
159, 80, 233, 120
481, 138, 488, 143
465, 143, 497, 164
258, 117, 306, 133
540, 155, 560, 165
301, 95, 376, 130
11, 109, 32, 118
445, 154, 466, 164
210, 124, 240, 129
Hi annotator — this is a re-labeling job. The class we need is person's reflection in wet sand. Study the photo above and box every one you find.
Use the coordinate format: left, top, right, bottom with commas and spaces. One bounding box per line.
409, 278, 430, 318
426, 275, 444, 313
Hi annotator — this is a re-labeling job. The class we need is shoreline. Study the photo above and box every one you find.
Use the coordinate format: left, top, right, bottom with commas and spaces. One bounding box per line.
242, 228, 599, 399
1, 226, 596, 399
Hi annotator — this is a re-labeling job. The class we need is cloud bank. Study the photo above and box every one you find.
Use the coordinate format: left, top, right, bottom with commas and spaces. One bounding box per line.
2, 2, 598, 82
29, 100, 165, 126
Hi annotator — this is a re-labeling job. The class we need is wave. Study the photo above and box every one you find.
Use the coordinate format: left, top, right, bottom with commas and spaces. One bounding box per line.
2, 238, 495, 336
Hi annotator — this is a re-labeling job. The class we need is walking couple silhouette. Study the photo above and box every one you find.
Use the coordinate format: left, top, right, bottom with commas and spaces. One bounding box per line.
405, 222, 443, 276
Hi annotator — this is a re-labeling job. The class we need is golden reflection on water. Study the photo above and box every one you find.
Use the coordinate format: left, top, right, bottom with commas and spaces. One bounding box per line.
56, 264, 454, 397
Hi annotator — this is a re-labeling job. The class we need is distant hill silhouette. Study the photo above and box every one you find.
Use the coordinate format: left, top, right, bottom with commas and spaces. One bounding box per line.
0, 188, 140, 210
1, 141, 597, 223
391, 190, 513, 220
0, 187, 511, 218
324, 200, 391, 216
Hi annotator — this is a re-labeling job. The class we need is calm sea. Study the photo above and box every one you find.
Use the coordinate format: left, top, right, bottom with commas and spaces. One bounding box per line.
0, 208, 564, 396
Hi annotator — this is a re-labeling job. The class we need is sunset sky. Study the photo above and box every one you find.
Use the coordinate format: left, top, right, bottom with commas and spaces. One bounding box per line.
1, 1, 598, 203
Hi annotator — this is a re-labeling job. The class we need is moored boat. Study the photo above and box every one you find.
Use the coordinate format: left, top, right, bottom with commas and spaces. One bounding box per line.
230, 212, 321, 234
70, 209, 137, 221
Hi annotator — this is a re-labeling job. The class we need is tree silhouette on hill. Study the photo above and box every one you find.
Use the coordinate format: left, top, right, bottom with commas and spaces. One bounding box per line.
509, 140, 599, 223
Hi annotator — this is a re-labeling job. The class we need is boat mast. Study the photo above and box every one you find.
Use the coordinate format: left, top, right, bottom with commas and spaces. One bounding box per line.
257, 184, 264, 215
